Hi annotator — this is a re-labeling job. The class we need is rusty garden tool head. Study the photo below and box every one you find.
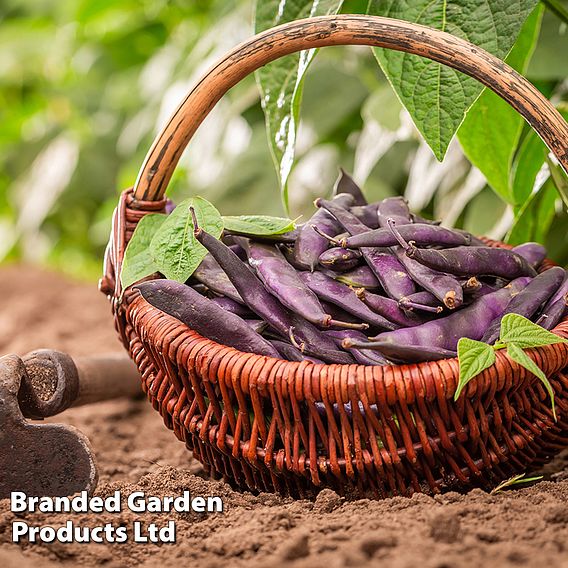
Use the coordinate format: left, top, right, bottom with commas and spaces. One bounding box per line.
17, 349, 80, 420
0, 354, 98, 499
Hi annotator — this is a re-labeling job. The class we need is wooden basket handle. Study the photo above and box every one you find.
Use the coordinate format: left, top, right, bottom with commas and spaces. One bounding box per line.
133, 14, 568, 202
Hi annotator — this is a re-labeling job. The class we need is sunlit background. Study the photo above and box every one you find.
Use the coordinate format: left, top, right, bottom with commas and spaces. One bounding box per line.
1, 0, 567, 281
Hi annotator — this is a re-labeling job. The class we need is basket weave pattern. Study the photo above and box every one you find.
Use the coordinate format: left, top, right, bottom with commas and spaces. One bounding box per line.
100, 190, 568, 497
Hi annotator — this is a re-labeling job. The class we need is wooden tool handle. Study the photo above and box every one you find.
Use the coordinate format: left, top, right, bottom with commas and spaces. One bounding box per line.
72, 353, 141, 407
133, 14, 568, 202
19, 350, 141, 419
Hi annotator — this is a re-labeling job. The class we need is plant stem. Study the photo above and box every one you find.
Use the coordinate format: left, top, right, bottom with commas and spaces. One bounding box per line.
541, 0, 568, 25
546, 156, 568, 209
490, 473, 543, 494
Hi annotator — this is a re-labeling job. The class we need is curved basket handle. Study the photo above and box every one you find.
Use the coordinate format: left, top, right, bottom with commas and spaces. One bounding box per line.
134, 14, 568, 201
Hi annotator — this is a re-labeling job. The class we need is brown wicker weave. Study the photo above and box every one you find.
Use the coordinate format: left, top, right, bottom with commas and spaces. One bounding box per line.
100, 15, 568, 498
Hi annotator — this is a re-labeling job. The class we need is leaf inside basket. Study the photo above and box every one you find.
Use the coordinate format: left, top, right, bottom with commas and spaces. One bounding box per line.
150, 196, 224, 283
121, 213, 166, 290
223, 215, 296, 236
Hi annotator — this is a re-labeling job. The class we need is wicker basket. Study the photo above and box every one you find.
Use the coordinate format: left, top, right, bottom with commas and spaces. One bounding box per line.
100, 15, 568, 498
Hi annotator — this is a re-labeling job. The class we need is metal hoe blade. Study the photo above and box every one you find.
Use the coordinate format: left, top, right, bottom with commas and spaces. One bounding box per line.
0, 355, 98, 498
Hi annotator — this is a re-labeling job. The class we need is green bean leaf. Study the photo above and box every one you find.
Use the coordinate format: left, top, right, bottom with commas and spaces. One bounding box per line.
499, 313, 568, 348
507, 342, 556, 420
367, 0, 539, 161
120, 213, 166, 289
150, 196, 223, 283
510, 128, 549, 207
510, 105, 568, 211
547, 155, 568, 209
458, 6, 543, 202
222, 215, 296, 236
455, 338, 496, 401
527, 7, 568, 79
507, 178, 558, 245
254, 0, 345, 210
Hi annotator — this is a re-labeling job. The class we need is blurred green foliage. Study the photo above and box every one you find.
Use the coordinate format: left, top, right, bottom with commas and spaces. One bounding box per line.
0, 0, 566, 281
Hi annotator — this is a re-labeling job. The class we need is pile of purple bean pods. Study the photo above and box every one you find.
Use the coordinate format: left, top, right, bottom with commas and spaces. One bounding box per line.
136, 171, 568, 366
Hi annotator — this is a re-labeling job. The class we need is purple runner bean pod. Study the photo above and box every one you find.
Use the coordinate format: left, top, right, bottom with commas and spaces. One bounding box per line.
316, 198, 416, 299
536, 272, 568, 330
269, 339, 324, 363
211, 296, 253, 317
481, 266, 564, 343
388, 219, 536, 279
242, 239, 364, 330
332, 168, 367, 205
325, 330, 389, 366
342, 338, 457, 363
293, 194, 353, 271
340, 224, 471, 249
335, 265, 381, 289
512, 242, 547, 269
351, 203, 380, 228
319, 247, 362, 272
193, 253, 244, 304
537, 298, 568, 330
393, 247, 463, 309
135, 280, 280, 358
355, 288, 426, 327
191, 209, 355, 364
299, 271, 398, 331
365, 277, 531, 352
398, 291, 443, 314
377, 196, 412, 227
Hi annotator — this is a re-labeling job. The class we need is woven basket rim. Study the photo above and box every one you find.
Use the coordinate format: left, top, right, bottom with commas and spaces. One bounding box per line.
108, 183, 568, 405
126, 284, 568, 404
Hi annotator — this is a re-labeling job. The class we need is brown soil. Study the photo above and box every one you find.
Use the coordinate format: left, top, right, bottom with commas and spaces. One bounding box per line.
0, 265, 567, 568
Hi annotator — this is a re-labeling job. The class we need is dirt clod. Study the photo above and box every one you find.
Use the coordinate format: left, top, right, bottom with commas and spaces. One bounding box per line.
359, 534, 397, 557
429, 511, 462, 543
280, 533, 309, 560
544, 505, 568, 525
313, 489, 342, 513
